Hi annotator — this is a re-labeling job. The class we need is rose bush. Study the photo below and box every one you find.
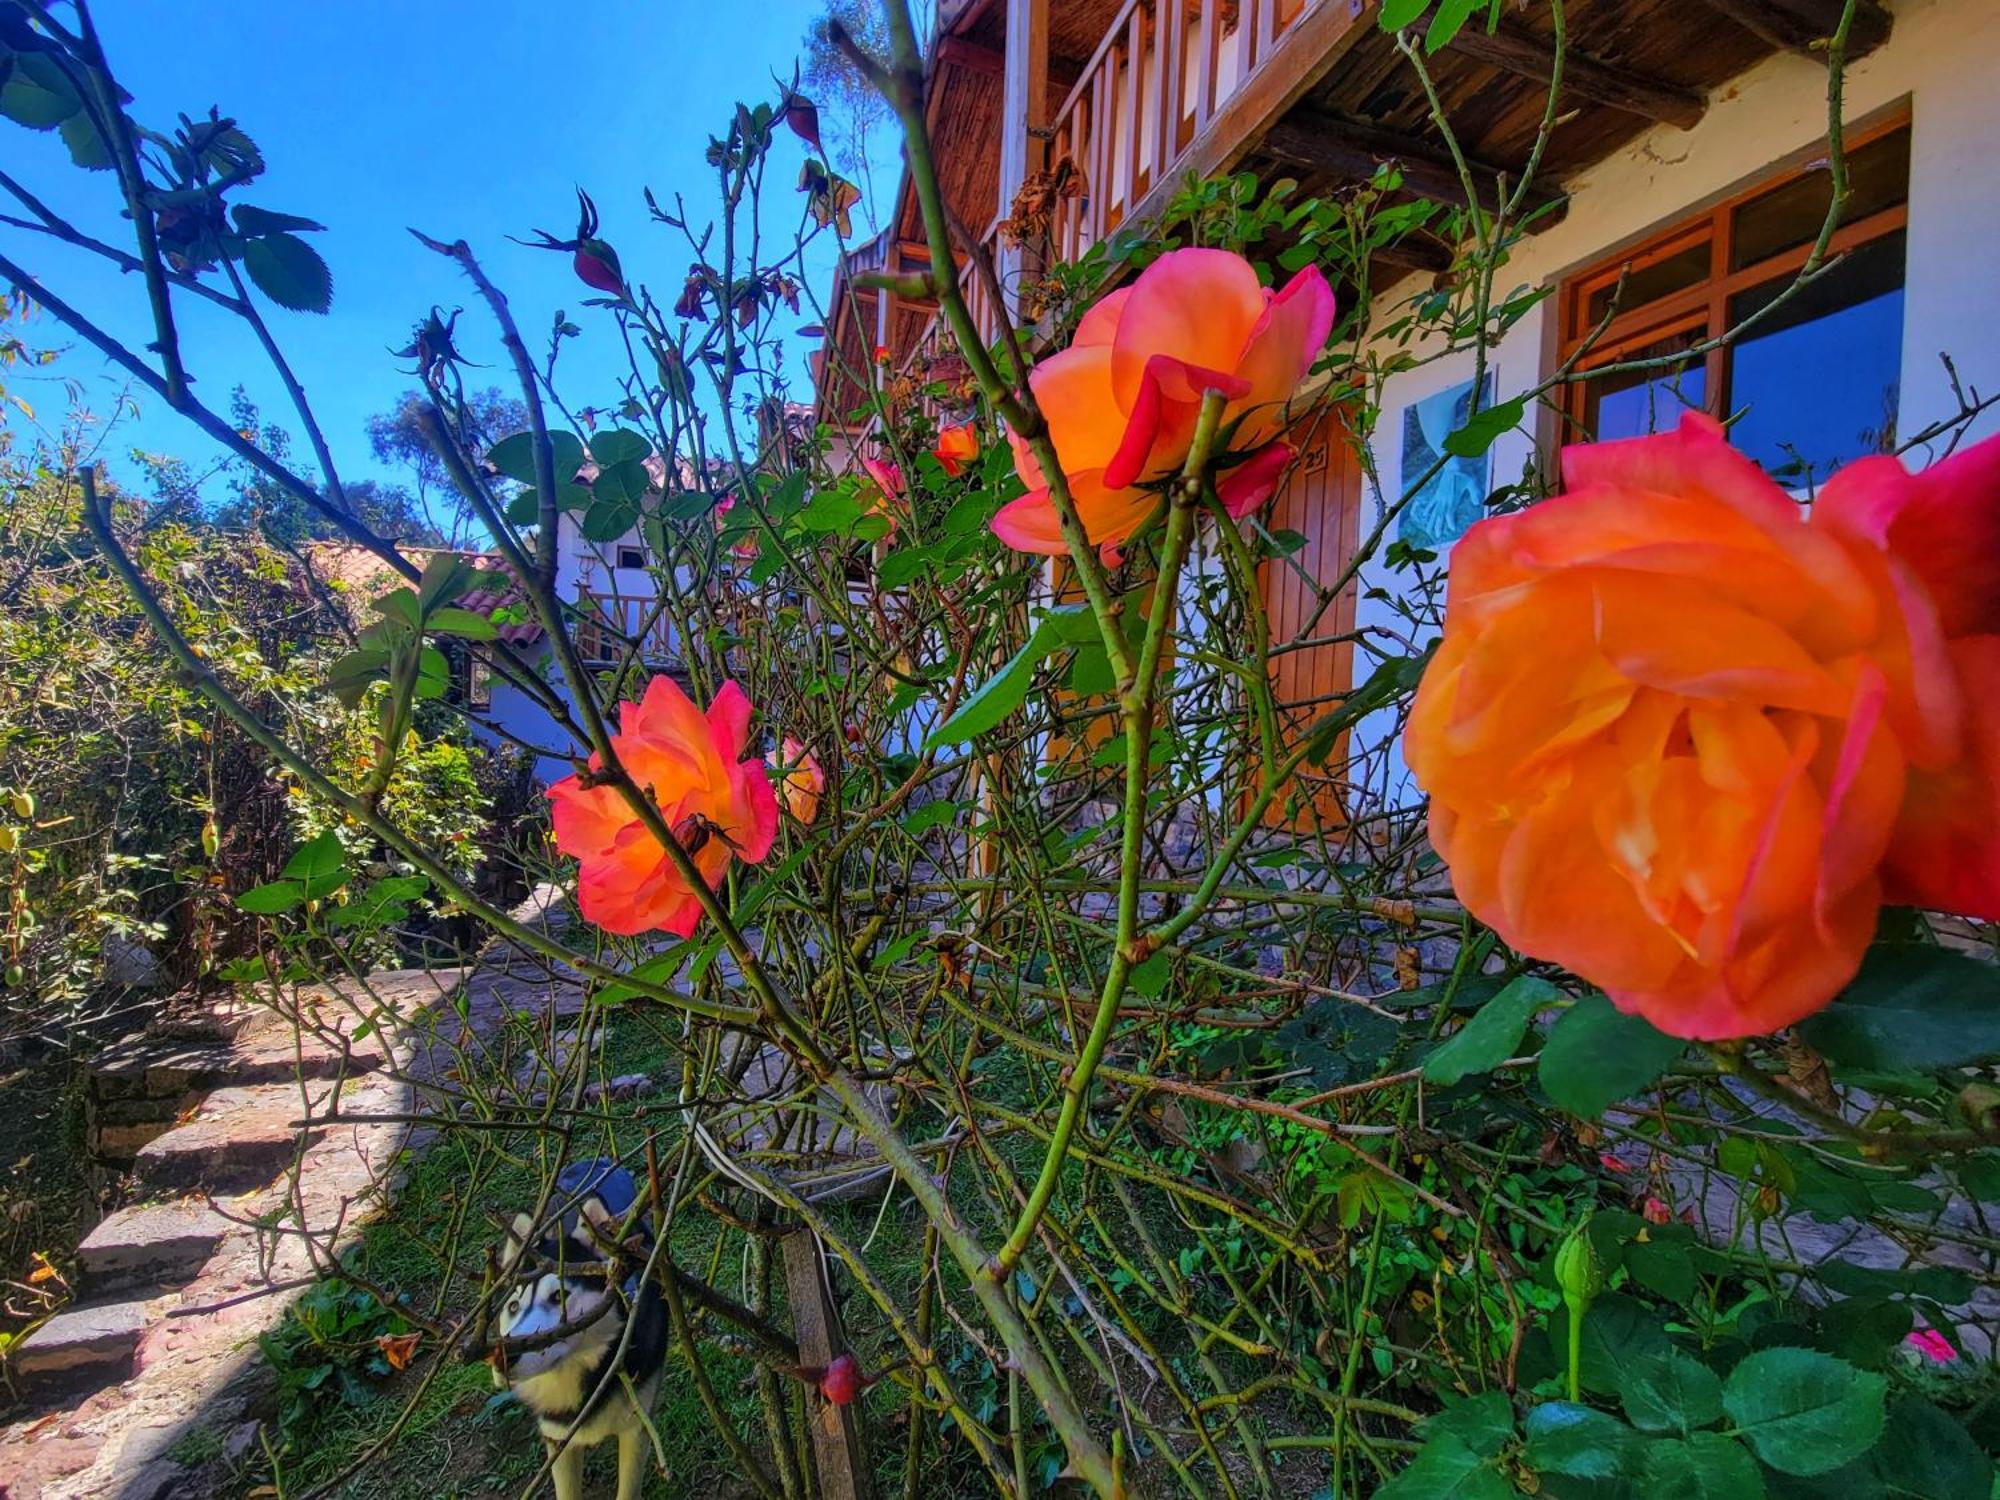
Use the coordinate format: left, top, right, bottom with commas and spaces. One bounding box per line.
1406, 413, 2000, 1038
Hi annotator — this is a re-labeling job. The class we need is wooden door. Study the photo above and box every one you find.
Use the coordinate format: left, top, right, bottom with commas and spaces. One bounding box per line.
1256, 417, 1363, 831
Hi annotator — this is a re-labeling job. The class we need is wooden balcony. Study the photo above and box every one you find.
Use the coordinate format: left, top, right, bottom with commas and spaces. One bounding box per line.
573, 590, 677, 667
1048, 0, 1313, 263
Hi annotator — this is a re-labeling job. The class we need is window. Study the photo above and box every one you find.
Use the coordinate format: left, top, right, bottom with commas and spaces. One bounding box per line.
1560, 115, 1909, 488
615, 545, 645, 570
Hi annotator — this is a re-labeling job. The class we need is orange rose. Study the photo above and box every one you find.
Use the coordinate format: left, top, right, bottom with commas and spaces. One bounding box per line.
548, 677, 778, 938
771, 735, 825, 825
993, 247, 1333, 557
1405, 414, 2000, 1039
933, 422, 979, 477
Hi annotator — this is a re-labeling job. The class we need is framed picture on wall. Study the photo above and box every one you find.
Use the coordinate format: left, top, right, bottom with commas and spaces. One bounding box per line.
1399, 374, 1494, 551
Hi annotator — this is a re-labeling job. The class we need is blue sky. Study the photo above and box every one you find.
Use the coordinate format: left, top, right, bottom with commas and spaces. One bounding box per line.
4, 1, 875, 510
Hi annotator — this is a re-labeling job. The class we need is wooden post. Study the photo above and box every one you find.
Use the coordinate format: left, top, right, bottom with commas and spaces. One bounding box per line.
781, 1229, 874, 1500
996, 0, 1051, 317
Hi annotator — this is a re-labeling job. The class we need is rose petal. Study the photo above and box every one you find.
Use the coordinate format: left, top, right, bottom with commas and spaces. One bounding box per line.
1817, 430, 2000, 638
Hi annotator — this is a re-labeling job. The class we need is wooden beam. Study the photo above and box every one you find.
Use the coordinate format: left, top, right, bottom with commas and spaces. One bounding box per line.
1370, 234, 1453, 277
936, 34, 1005, 76
998, 0, 1051, 319
781, 1232, 874, 1500
1126, 0, 1382, 236
1693, 0, 1892, 59
1262, 111, 1567, 222
1445, 23, 1705, 131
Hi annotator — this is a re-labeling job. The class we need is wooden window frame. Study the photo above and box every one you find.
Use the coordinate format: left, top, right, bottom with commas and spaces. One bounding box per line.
1557, 107, 1912, 441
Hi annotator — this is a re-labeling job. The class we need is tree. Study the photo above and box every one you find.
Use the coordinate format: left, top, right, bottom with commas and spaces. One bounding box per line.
151, 388, 443, 545
365, 386, 525, 546
800, 0, 927, 238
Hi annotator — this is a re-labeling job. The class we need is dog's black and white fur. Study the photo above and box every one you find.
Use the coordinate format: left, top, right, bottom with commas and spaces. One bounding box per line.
495, 1159, 668, 1500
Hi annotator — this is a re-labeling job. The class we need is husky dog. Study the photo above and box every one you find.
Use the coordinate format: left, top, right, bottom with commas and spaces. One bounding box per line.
495, 1159, 668, 1500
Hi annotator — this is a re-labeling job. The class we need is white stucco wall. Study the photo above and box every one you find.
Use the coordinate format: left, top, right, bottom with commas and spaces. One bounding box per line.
1350, 0, 2000, 807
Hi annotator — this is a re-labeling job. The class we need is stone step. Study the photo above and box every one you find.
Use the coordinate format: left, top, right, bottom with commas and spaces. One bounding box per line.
76, 1202, 232, 1293
91, 1016, 388, 1102
8, 1298, 148, 1389
133, 1082, 335, 1194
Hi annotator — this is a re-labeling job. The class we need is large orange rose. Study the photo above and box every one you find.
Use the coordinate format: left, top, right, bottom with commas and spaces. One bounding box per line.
1405, 413, 2000, 1039
549, 677, 778, 938
993, 247, 1334, 557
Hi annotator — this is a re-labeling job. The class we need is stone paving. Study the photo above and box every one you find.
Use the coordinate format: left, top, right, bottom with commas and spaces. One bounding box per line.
0, 884, 579, 1500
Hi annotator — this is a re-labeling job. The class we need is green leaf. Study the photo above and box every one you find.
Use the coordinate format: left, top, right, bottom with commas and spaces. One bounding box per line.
1443, 395, 1526, 458
899, 801, 960, 837
925, 604, 1100, 748
1422, 1391, 1516, 1459
1550, 1293, 1673, 1396
1797, 945, 2000, 1072
58, 109, 113, 169
414, 645, 450, 700
1639, 1433, 1765, 1499
1423, 974, 1555, 1085
660, 490, 715, 522
427, 607, 498, 641
581, 500, 638, 542
1378, 0, 1433, 30
326, 646, 389, 707
796, 489, 866, 533
487, 430, 587, 486
1721, 1348, 1886, 1476
0, 51, 82, 128
234, 880, 304, 915
1619, 1349, 1723, 1435
588, 429, 652, 465
372, 588, 421, 631
1379, 1434, 1513, 1499
593, 946, 692, 1006
230, 204, 327, 237
416, 551, 473, 610
1069, 641, 1115, 696
1813, 1261, 1969, 1305
1539, 994, 1683, 1116
242, 232, 333, 314
1301, 645, 1435, 763
592, 458, 652, 507
1812, 1296, 1911, 1370
1625, 1239, 1696, 1302
1524, 1402, 1635, 1481
878, 545, 938, 591
281, 830, 348, 899
1423, 0, 1484, 53
1858, 1397, 1991, 1500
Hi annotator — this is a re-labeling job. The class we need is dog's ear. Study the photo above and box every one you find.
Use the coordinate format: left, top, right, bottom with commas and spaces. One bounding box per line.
503, 1211, 535, 1261
577, 1195, 622, 1255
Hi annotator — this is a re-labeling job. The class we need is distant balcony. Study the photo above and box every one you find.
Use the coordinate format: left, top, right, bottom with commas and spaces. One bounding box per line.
573, 590, 677, 668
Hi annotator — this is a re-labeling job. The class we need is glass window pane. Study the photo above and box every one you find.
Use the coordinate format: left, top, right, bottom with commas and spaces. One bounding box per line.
1586, 238, 1712, 326
1727, 230, 1905, 487
1731, 127, 1909, 271
1582, 333, 1708, 441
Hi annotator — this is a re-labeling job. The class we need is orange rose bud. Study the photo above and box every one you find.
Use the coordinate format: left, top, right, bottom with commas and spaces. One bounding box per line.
771, 736, 825, 825
548, 678, 778, 938
932, 422, 979, 477
1405, 413, 2000, 1040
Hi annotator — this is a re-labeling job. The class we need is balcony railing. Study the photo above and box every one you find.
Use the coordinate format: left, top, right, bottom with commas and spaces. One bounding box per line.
574, 590, 677, 667
1049, 0, 1312, 263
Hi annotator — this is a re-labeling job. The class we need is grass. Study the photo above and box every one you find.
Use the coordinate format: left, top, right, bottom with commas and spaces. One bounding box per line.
220, 1007, 948, 1498
212, 996, 1324, 1498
